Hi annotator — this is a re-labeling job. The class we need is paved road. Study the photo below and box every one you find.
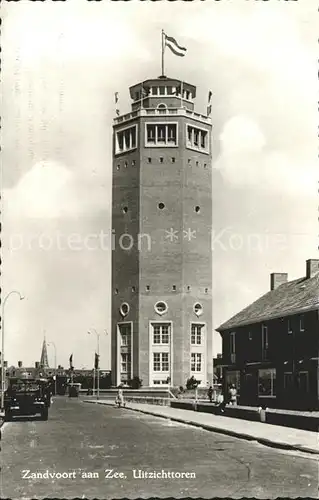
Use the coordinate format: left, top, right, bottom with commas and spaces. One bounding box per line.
1, 397, 318, 499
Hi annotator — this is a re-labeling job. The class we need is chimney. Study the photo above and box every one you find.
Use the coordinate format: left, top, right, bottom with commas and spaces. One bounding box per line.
270, 273, 288, 291
306, 259, 319, 279
18, 361, 22, 368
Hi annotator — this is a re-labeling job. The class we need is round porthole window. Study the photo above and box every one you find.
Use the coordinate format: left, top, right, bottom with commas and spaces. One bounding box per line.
194, 302, 203, 317
195, 206, 200, 213
120, 302, 130, 317
154, 301, 168, 315
158, 202, 165, 210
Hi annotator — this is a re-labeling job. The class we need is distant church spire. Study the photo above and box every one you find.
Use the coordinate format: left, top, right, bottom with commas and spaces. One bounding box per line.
40, 335, 49, 369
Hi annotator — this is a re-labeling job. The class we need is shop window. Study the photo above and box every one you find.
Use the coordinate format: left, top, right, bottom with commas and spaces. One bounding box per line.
258, 368, 276, 397
226, 370, 240, 392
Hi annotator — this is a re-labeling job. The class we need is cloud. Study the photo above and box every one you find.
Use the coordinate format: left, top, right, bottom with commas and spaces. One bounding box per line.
5, 161, 78, 219
215, 115, 317, 195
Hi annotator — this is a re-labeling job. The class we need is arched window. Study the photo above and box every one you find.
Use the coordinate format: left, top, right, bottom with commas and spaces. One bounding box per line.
157, 103, 167, 115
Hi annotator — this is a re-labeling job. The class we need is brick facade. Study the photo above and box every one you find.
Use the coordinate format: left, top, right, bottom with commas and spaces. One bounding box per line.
112, 77, 213, 388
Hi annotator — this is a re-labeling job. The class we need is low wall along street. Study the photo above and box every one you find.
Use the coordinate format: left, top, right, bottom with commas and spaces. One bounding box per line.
170, 401, 319, 432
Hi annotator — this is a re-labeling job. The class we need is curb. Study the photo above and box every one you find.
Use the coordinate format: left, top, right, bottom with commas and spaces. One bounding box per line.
85, 400, 319, 456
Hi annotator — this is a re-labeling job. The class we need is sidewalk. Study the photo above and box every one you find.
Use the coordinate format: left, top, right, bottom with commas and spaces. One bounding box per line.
84, 399, 319, 455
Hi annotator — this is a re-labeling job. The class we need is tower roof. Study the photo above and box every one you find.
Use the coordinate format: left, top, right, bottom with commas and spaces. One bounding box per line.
129, 76, 196, 100
39, 338, 49, 369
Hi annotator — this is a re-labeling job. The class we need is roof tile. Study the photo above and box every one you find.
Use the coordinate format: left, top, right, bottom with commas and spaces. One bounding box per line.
217, 273, 319, 331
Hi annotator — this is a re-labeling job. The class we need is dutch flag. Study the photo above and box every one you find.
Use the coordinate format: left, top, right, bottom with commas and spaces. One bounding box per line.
164, 33, 187, 57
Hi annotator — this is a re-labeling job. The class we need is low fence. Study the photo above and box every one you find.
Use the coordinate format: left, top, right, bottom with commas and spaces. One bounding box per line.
170, 400, 319, 432
123, 396, 170, 406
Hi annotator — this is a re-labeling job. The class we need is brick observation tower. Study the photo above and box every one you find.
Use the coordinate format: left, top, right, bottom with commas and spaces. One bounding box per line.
111, 75, 213, 388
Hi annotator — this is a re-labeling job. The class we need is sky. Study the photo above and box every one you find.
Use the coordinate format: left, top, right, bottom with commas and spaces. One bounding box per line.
1, 0, 318, 370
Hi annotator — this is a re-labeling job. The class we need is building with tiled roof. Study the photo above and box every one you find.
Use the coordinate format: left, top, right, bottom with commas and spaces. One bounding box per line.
216, 259, 319, 410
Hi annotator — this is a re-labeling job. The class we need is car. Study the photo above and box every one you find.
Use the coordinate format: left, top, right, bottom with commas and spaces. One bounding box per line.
4, 377, 51, 421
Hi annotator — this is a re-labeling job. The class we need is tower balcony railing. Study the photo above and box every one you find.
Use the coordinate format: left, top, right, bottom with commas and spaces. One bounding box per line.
114, 108, 211, 125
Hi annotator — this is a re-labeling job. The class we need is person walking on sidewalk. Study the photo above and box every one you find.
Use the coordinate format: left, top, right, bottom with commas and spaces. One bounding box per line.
228, 384, 237, 405
116, 387, 125, 408
207, 385, 213, 403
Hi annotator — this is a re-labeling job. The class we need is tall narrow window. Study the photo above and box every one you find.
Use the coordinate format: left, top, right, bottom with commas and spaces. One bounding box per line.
153, 352, 169, 372
152, 323, 170, 344
191, 324, 203, 345
230, 332, 236, 364
261, 324, 268, 361
147, 125, 156, 143
299, 315, 305, 332
157, 125, 166, 143
191, 353, 202, 372
186, 124, 209, 153
115, 125, 137, 155
287, 319, 292, 335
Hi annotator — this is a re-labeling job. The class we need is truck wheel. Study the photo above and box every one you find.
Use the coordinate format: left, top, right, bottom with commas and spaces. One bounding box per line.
40, 408, 48, 421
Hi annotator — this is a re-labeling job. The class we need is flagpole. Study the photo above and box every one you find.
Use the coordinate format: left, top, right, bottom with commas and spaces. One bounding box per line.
161, 30, 165, 77
180, 80, 183, 109
97, 335, 100, 401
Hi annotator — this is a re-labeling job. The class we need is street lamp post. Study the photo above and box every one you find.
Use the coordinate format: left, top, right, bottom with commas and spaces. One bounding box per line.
1, 290, 24, 411
88, 329, 108, 401
47, 342, 57, 396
